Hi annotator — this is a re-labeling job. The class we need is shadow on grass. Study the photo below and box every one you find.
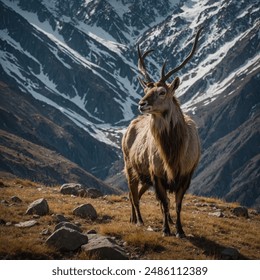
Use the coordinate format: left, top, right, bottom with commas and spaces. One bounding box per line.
188, 235, 250, 260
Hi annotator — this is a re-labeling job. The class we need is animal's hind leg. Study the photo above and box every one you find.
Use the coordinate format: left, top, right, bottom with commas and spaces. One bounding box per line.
126, 168, 144, 225
175, 175, 191, 238
129, 192, 137, 224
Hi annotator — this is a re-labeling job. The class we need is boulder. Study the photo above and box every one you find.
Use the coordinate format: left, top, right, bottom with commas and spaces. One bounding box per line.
73, 204, 97, 220
25, 198, 49, 216
82, 234, 128, 260
232, 206, 249, 218
46, 227, 88, 251
85, 188, 103, 198
60, 183, 86, 197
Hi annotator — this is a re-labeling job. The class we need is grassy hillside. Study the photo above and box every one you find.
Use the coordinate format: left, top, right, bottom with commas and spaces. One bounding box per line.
0, 178, 259, 260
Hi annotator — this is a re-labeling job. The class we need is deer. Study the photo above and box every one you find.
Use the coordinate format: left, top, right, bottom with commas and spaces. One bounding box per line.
122, 28, 202, 237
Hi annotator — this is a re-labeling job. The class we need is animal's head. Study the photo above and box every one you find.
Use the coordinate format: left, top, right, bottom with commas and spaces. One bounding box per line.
137, 28, 202, 115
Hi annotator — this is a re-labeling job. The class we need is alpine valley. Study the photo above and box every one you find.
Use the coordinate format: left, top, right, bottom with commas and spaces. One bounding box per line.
0, 0, 259, 207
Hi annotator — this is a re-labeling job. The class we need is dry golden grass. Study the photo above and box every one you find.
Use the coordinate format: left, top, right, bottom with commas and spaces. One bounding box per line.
0, 178, 259, 260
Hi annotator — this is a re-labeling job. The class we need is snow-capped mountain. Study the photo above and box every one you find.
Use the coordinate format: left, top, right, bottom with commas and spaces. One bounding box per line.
0, 0, 259, 206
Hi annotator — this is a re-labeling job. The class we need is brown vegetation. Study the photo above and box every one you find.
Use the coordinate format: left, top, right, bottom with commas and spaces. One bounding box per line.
0, 178, 259, 259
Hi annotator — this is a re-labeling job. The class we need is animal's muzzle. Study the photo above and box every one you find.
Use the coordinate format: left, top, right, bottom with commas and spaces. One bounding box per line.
138, 100, 150, 113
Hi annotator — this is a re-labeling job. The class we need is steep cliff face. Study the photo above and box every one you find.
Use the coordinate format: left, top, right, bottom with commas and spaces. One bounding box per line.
0, 0, 259, 206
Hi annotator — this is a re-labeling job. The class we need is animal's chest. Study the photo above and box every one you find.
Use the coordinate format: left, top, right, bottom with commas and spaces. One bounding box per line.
148, 143, 165, 176
131, 135, 164, 176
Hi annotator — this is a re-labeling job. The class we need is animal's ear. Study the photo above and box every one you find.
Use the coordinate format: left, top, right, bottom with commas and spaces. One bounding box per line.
169, 77, 180, 94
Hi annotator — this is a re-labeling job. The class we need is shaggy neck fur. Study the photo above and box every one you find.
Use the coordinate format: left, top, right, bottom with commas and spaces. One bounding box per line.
150, 99, 187, 183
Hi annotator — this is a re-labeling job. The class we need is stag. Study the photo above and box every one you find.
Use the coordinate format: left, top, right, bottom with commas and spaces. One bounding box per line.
122, 28, 202, 237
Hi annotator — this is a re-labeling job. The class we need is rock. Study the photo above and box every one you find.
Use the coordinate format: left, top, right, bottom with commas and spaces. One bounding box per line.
208, 211, 224, 218
73, 204, 97, 220
52, 214, 68, 223
26, 198, 49, 216
46, 227, 88, 251
15, 220, 38, 228
82, 234, 128, 260
221, 247, 240, 260
54, 222, 82, 233
147, 226, 154, 231
60, 183, 86, 197
11, 196, 22, 203
85, 188, 103, 198
232, 206, 249, 218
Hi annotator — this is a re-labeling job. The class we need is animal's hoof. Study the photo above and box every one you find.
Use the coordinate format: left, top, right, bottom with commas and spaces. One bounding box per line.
176, 232, 186, 239
162, 229, 171, 237
137, 221, 144, 227
162, 232, 171, 237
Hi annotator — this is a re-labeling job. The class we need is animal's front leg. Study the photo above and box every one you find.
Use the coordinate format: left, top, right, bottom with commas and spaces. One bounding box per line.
153, 176, 171, 236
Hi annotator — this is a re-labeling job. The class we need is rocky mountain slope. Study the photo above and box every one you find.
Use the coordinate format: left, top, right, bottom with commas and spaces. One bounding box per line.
1, 178, 259, 260
0, 0, 259, 207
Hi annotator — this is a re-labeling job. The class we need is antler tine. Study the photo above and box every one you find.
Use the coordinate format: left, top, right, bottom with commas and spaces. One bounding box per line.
160, 27, 203, 83
160, 60, 167, 83
138, 45, 154, 83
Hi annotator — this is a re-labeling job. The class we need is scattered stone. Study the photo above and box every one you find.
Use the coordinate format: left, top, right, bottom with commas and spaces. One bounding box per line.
82, 234, 128, 260
85, 188, 103, 199
195, 203, 208, 207
11, 196, 22, 203
147, 226, 154, 232
232, 206, 249, 218
54, 222, 82, 233
221, 247, 240, 260
5, 222, 12, 226
73, 204, 98, 220
46, 227, 88, 251
15, 220, 38, 228
25, 198, 49, 216
60, 183, 86, 197
52, 214, 68, 223
208, 211, 224, 218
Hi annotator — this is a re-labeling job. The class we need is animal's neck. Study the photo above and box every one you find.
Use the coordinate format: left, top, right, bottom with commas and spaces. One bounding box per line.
150, 104, 186, 182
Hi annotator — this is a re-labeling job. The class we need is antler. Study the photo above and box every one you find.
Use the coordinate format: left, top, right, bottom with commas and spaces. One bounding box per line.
160, 27, 203, 83
138, 45, 154, 86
